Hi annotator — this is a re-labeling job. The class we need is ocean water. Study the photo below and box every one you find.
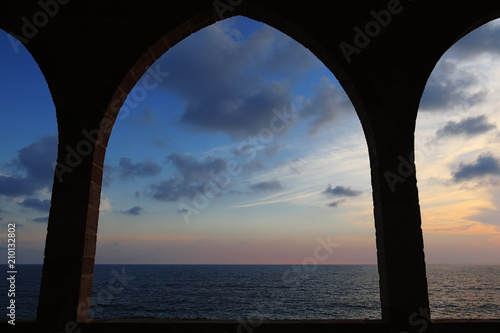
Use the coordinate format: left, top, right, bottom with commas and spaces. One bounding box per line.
1, 264, 499, 320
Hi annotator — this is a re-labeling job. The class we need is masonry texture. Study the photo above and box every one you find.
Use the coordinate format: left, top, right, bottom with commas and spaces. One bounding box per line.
1, 1, 500, 333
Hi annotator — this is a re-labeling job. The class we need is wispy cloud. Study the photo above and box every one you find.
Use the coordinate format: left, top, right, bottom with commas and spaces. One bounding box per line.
231, 190, 316, 208
322, 185, 362, 197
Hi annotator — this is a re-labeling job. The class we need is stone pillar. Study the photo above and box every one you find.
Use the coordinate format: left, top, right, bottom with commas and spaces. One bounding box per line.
366, 104, 432, 332
36, 122, 105, 331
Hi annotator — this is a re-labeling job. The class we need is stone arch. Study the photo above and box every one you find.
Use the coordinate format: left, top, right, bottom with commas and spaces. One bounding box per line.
8, 1, 496, 333
37, 5, 375, 327
93, 14, 379, 318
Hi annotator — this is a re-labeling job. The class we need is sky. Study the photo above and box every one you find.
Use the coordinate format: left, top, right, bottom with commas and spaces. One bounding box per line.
1, 16, 500, 265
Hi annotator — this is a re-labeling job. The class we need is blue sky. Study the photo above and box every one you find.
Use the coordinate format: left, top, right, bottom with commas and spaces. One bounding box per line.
1, 16, 500, 264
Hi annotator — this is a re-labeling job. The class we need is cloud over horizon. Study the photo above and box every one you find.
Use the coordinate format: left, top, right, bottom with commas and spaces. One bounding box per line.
327, 199, 347, 208
0, 135, 57, 197
322, 185, 362, 197
452, 153, 500, 181
118, 206, 144, 216
149, 152, 227, 201
300, 77, 355, 134
118, 157, 162, 180
420, 60, 487, 112
249, 180, 283, 193
20, 198, 51, 212
436, 115, 495, 138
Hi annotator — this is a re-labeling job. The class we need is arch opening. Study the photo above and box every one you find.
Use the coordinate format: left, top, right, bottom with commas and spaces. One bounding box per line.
93, 16, 377, 320
0, 29, 58, 319
416, 17, 500, 319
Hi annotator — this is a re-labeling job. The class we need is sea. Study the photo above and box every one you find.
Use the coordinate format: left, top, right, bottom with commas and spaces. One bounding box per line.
1, 264, 499, 320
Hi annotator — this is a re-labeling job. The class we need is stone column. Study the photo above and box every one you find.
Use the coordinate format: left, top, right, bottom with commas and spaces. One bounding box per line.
365, 102, 432, 332
36, 120, 106, 331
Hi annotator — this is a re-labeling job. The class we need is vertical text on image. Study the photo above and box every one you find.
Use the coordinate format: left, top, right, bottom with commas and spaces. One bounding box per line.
6, 223, 17, 325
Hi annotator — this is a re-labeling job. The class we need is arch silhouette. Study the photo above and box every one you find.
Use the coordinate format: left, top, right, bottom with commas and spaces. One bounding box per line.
1, 1, 500, 332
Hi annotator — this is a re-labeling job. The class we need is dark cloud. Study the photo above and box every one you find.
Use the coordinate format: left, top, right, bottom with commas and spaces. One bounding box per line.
300, 77, 355, 134
436, 115, 495, 138
118, 157, 162, 180
452, 153, 500, 181
32, 216, 48, 223
420, 60, 487, 111
322, 185, 362, 197
156, 22, 317, 138
118, 206, 143, 216
327, 199, 346, 208
448, 22, 500, 58
149, 153, 227, 201
180, 81, 294, 138
20, 198, 51, 212
249, 180, 283, 193
0, 135, 57, 197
